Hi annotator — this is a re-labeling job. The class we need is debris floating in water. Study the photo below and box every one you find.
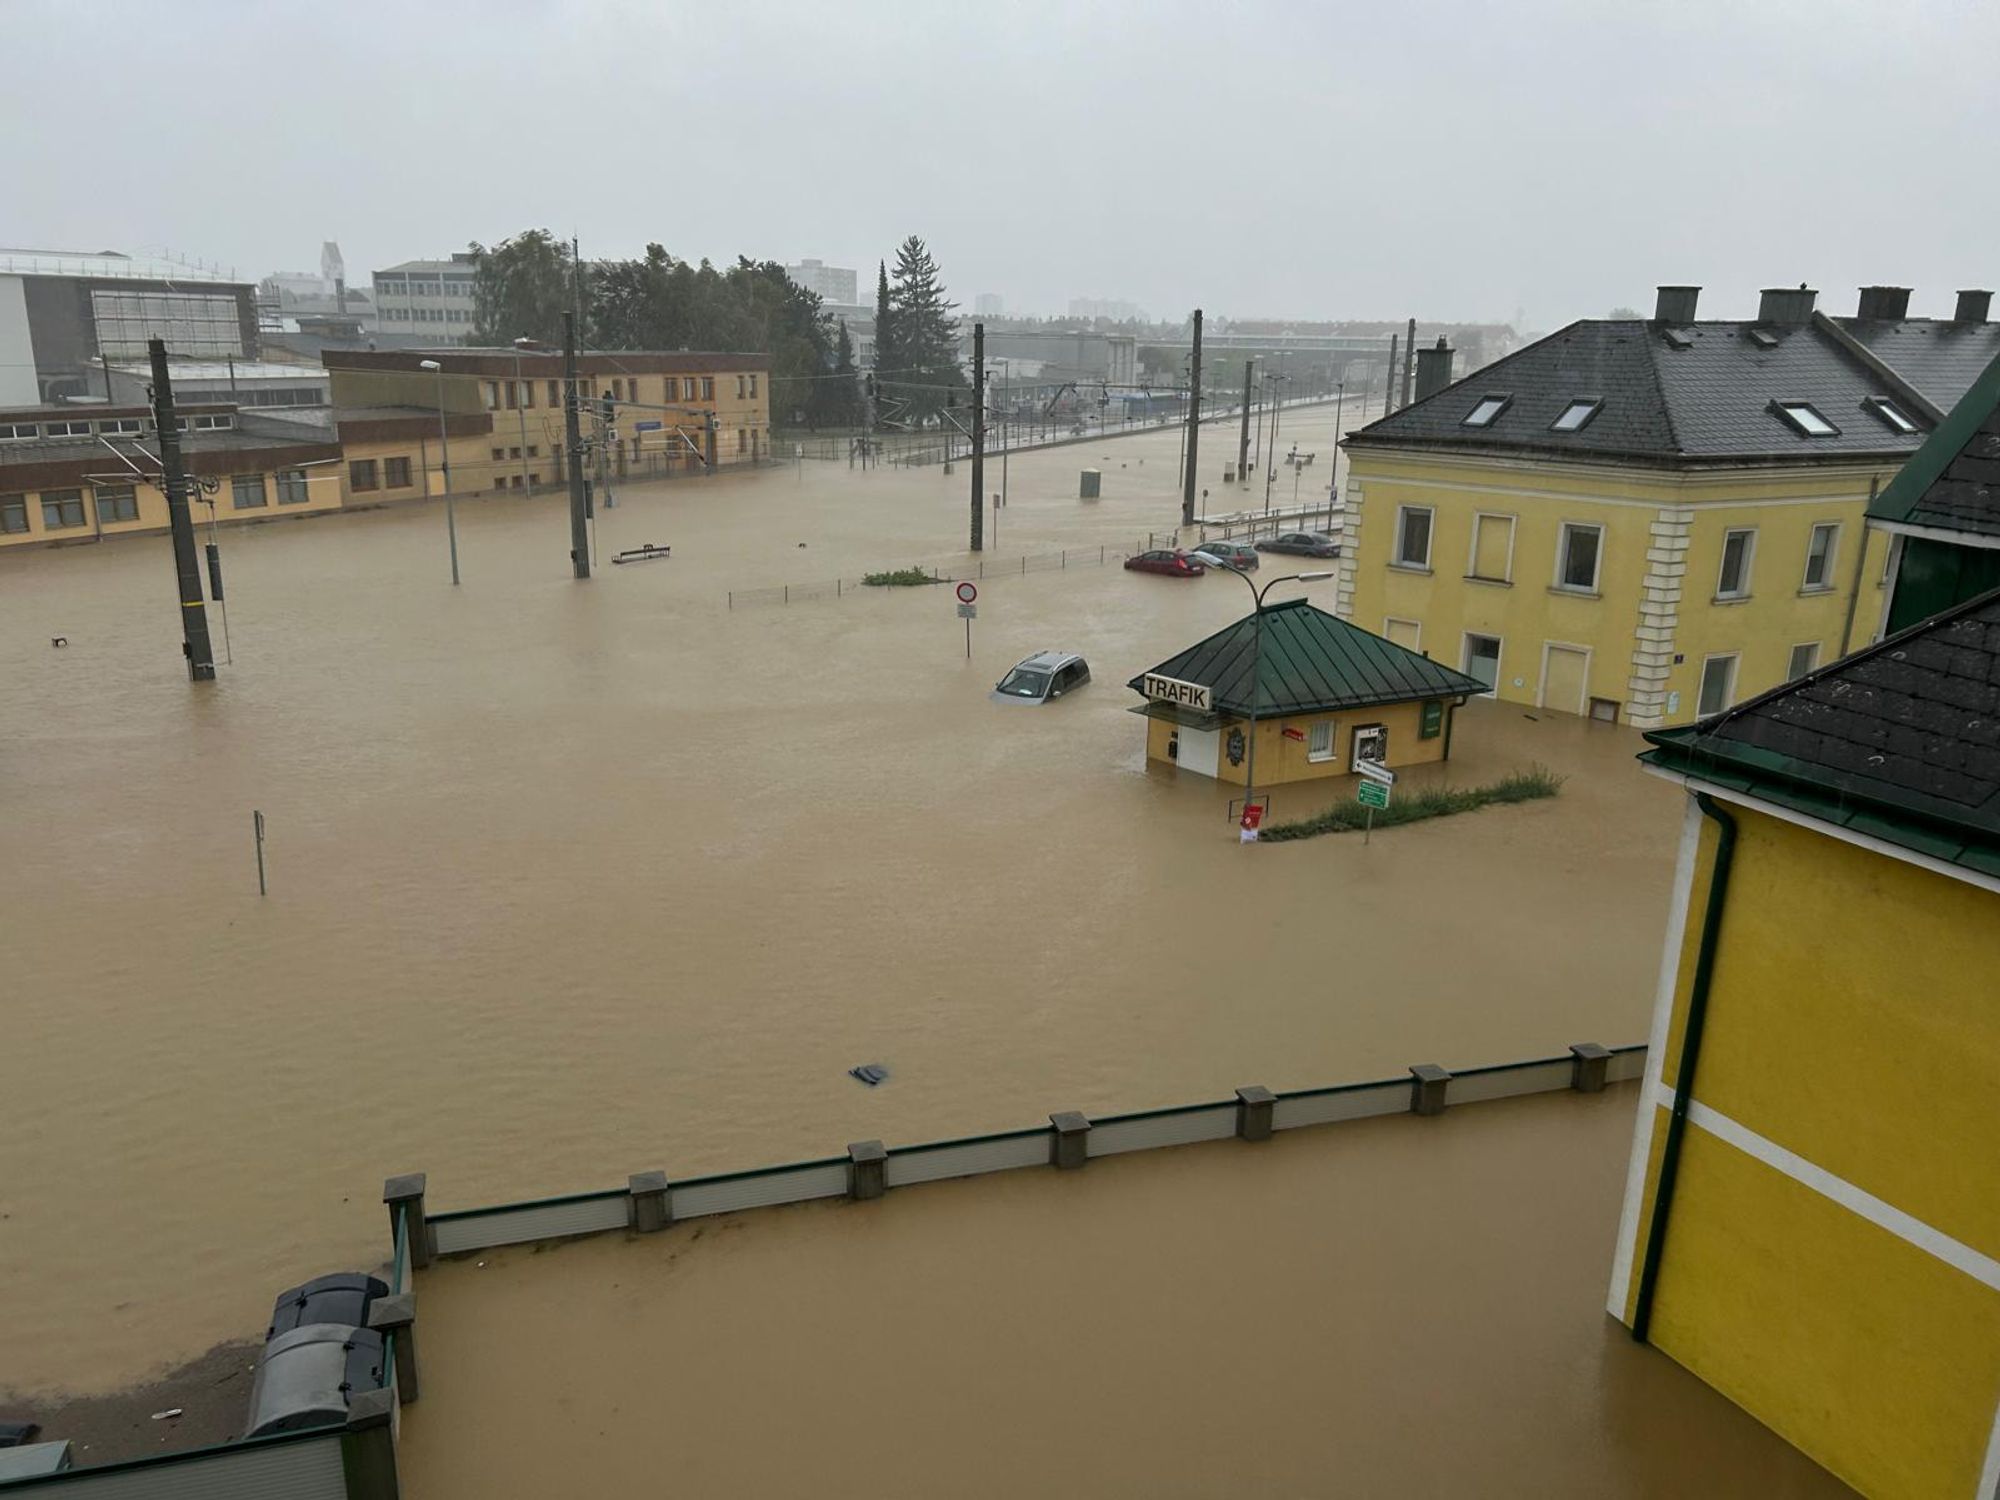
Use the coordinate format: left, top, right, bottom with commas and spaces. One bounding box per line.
848, 1063, 888, 1087
150, 1409, 182, 1422
51, 636, 67, 648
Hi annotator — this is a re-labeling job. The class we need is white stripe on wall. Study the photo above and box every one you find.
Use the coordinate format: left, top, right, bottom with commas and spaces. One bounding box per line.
1978, 1394, 2000, 1500
1607, 797, 1703, 1319
1659, 1087, 2000, 1294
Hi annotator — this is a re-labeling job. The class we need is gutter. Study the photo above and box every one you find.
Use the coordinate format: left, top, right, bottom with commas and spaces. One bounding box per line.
1631, 790, 1737, 1343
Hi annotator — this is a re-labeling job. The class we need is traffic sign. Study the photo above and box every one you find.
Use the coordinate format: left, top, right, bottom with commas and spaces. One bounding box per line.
1357, 779, 1391, 809
634, 420, 663, 432
957, 602, 977, 619
955, 581, 978, 604
1355, 758, 1396, 785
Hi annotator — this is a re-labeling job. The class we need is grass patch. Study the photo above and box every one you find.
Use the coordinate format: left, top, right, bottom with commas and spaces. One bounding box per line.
861, 567, 938, 587
1260, 764, 1564, 842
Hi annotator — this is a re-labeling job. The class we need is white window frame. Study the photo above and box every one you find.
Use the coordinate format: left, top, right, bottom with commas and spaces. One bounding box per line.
1716, 527, 1757, 600
1384, 617, 1422, 651
1393, 505, 1433, 570
1697, 653, 1739, 717
1537, 640, 1593, 715
1466, 511, 1516, 583
1554, 522, 1604, 594
1306, 720, 1336, 763
1787, 641, 1821, 680
1801, 522, 1838, 592
1461, 632, 1503, 697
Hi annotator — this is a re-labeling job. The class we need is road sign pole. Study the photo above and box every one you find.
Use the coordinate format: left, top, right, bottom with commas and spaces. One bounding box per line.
1365, 803, 1374, 845
965, 615, 971, 660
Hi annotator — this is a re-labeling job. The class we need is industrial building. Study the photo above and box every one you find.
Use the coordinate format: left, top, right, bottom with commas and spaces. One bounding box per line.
370, 256, 479, 345
782, 259, 857, 306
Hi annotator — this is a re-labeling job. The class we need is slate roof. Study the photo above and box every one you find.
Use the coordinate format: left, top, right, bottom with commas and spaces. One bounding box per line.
1868, 348, 2000, 541
1348, 313, 2000, 467
1640, 587, 2000, 878
1127, 599, 1486, 716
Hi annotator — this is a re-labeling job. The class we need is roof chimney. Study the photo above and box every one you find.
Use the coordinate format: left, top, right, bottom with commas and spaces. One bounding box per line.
1414, 337, 1455, 401
1855, 286, 1910, 321
1954, 289, 1992, 324
1653, 286, 1700, 323
334, 276, 347, 315
1757, 286, 1818, 328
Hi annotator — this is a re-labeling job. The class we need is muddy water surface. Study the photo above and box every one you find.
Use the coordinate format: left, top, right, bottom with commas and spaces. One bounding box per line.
1, 405, 1679, 1394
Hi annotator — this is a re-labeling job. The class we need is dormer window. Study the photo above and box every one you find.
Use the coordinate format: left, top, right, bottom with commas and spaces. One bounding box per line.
1862, 397, 1918, 435
1550, 398, 1602, 433
1461, 394, 1511, 428
1774, 401, 1837, 437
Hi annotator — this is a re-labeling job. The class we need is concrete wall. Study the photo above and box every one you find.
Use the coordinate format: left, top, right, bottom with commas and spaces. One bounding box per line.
1612, 801, 2000, 1499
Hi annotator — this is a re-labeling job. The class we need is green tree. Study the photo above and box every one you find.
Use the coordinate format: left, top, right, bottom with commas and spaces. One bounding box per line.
469, 230, 576, 346
828, 320, 863, 427
871, 261, 899, 426
883, 235, 964, 427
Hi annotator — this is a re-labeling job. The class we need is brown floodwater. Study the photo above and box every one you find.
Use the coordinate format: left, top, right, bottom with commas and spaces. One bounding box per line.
396, 1089, 1851, 1498
0, 403, 1679, 1397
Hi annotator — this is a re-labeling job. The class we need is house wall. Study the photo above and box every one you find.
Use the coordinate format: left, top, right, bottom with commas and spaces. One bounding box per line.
1143, 697, 1452, 785
1612, 801, 2000, 1499
1, 460, 343, 548
1341, 448, 1897, 727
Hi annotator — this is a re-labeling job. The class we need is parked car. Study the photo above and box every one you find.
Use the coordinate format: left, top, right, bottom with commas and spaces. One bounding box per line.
993, 651, 1091, 703
1254, 531, 1340, 559
1124, 548, 1207, 577
1189, 540, 1259, 570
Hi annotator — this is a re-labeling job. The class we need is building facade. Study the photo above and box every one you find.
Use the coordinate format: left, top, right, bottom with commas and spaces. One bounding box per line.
783, 259, 857, 306
1340, 285, 2000, 728
1126, 599, 1483, 785
1612, 592, 2000, 1499
0, 401, 343, 549
371, 256, 479, 345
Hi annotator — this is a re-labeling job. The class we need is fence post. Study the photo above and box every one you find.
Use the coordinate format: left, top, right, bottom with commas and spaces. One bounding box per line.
727, 591, 732, 610
1234, 1086, 1276, 1141
837, 578, 842, 598
339, 1386, 399, 1500
783, 585, 789, 604
383, 1174, 432, 1269
365, 1294, 419, 1402
847, 1140, 887, 1200
1049, 1112, 1090, 1169
1408, 1064, 1452, 1116
1568, 1043, 1612, 1093
1061, 550, 1066, 569
628, 1171, 672, 1232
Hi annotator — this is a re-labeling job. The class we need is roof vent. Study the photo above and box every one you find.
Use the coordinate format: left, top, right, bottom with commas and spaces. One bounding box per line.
1855, 286, 1911, 321
1747, 327, 1780, 349
1653, 286, 1700, 323
1954, 289, 1992, 324
1414, 337, 1455, 401
1757, 286, 1818, 327
1660, 328, 1693, 350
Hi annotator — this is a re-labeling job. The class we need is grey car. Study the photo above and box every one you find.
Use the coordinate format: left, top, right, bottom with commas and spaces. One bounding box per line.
993, 651, 1091, 703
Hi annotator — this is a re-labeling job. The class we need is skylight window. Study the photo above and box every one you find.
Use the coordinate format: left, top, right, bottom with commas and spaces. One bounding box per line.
1550, 398, 1602, 433
1863, 397, 1919, 435
1774, 401, 1837, 437
1461, 394, 1511, 428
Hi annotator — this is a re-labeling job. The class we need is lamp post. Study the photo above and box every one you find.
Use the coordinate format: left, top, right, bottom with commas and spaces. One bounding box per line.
1196, 564, 1334, 829
419, 358, 459, 585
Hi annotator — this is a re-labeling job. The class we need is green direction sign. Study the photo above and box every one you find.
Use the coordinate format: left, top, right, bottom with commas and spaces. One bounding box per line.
1357, 779, 1391, 810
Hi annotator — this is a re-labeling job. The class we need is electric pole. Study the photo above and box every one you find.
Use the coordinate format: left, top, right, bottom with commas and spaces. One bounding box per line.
1238, 360, 1254, 485
1384, 334, 1400, 415
970, 322, 985, 552
563, 313, 590, 580
1181, 309, 1202, 527
148, 338, 216, 681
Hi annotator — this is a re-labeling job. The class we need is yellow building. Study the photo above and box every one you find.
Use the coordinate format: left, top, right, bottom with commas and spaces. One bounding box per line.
321, 348, 772, 501
1611, 591, 2000, 1498
1341, 285, 2000, 728
0, 401, 344, 550
1126, 599, 1483, 785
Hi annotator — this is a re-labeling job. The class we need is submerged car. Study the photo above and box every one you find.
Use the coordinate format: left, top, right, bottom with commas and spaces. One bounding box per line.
1124, 548, 1206, 577
1254, 531, 1340, 559
1189, 540, 1259, 570
993, 651, 1091, 703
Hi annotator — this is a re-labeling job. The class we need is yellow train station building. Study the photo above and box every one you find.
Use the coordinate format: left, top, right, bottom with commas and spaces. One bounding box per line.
1126, 598, 1484, 784
1340, 284, 2000, 727
1611, 589, 2000, 1498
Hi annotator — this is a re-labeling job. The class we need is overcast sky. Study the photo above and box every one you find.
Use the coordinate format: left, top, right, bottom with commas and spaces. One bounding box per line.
4, 0, 1996, 330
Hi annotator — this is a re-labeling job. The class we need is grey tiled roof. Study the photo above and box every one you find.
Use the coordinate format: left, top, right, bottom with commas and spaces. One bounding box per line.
1869, 348, 2000, 540
1349, 315, 2000, 466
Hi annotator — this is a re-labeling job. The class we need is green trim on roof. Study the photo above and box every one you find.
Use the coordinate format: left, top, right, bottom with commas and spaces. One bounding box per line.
1869, 345, 2000, 525
1127, 600, 1486, 717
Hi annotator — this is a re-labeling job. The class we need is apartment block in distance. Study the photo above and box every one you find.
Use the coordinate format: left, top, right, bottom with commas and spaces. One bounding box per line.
1340, 284, 2000, 727
372, 256, 479, 345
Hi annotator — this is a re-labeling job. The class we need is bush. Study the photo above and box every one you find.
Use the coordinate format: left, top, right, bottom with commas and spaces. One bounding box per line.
861, 567, 938, 587
1259, 764, 1564, 842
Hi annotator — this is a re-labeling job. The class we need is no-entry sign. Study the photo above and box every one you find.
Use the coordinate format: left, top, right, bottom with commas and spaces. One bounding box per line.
955, 581, 978, 604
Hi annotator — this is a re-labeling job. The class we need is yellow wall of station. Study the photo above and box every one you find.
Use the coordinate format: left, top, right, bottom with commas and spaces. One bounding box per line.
1142, 696, 1452, 785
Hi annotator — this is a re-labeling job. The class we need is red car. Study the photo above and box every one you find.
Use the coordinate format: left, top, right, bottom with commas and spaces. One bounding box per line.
1123, 548, 1206, 577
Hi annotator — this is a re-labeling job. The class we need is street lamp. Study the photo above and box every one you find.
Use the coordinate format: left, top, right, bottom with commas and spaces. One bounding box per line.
1194, 563, 1334, 829
419, 359, 459, 585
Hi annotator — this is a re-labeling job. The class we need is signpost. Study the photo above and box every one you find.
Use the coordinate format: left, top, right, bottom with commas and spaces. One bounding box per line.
956, 581, 978, 658
1356, 759, 1393, 842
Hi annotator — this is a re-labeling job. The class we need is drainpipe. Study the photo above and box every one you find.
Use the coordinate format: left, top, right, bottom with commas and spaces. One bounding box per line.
1630, 790, 1737, 1344
1839, 476, 1879, 657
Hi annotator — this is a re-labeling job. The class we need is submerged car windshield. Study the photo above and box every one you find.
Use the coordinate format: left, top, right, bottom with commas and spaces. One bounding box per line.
997, 668, 1052, 697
